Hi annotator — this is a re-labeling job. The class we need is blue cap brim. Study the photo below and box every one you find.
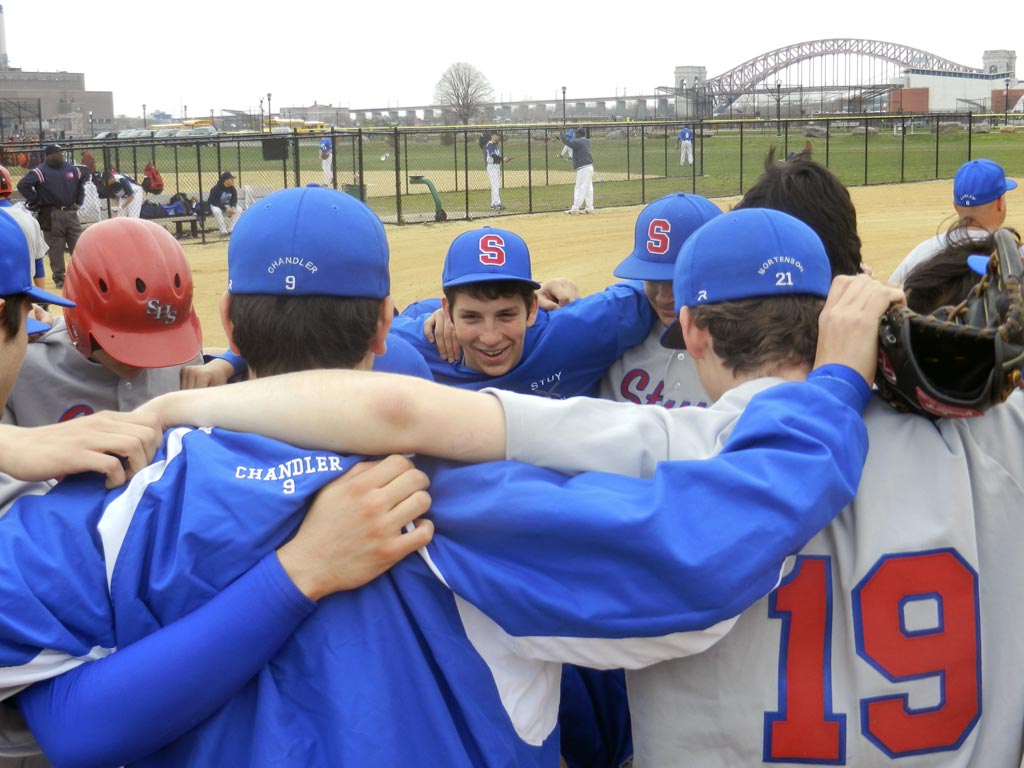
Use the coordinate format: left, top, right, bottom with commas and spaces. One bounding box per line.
24, 285, 74, 308
26, 317, 50, 335
660, 321, 686, 349
613, 253, 675, 282
443, 273, 541, 290
1007, 178, 1019, 193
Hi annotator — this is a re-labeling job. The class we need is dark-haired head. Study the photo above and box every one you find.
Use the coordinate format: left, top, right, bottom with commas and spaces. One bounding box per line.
735, 145, 862, 277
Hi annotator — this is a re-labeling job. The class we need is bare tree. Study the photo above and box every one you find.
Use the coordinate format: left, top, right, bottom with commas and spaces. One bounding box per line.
434, 62, 494, 125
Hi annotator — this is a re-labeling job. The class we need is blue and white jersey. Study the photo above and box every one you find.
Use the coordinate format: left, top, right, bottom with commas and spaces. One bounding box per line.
391, 283, 655, 397
0, 373, 870, 766
677, 128, 694, 142
318, 136, 333, 157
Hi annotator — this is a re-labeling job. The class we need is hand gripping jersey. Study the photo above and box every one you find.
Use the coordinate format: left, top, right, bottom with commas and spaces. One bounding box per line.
493, 381, 1024, 767
0, 372, 869, 767
390, 282, 655, 397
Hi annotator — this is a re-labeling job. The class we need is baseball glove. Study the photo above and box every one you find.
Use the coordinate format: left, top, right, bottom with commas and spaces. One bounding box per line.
875, 227, 1024, 418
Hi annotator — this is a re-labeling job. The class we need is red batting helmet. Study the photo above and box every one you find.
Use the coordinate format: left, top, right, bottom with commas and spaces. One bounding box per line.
0, 166, 12, 198
64, 218, 202, 367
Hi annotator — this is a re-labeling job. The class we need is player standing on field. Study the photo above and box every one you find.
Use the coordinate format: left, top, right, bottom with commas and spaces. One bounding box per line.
484, 130, 507, 211
319, 135, 333, 187
676, 126, 694, 166
561, 127, 594, 214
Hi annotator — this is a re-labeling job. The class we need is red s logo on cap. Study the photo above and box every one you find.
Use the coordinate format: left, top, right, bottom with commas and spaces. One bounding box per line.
479, 234, 506, 266
647, 219, 671, 255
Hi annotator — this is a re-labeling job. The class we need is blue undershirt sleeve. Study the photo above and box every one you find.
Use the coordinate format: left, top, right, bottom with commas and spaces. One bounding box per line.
204, 349, 248, 379
18, 552, 314, 768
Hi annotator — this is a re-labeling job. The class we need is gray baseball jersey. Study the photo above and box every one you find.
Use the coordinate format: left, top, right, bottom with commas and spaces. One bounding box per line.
889, 227, 989, 284
491, 384, 1024, 767
599, 324, 710, 408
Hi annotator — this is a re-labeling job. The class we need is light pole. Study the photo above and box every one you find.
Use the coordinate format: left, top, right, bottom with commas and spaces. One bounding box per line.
184, 105, 188, 121
776, 81, 782, 137
259, 98, 264, 132
1005, 78, 1011, 126
142, 103, 147, 129
561, 86, 566, 125
88, 111, 94, 137
267, 92, 273, 127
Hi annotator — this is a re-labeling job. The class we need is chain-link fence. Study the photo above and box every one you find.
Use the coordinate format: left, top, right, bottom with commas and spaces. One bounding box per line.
3, 113, 1020, 234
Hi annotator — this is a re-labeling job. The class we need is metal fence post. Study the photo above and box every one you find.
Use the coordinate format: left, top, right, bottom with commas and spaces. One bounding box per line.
453, 133, 459, 192
393, 127, 402, 224
462, 130, 469, 219
402, 131, 409, 196
863, 116, 869, 185
967, 112, 973, 161
626, 126, 631, 180
697, 119, 704, 181
738, 121, 744, 194
291, 135, 300, 188
527, 127, 533, 213
900, 115, 906, 182
934, 114, 940, 179
825, 119, 830, 167
640, 126, 646, 203
356, 128, 365, 202
195, 142, 206, 244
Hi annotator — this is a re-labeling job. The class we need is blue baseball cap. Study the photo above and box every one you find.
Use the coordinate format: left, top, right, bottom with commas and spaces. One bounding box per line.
442, 227, 541, 289
0, 211, 74, 321
614, 193, 722, 281
227, 186, 389, 298
661, 208, 831, 348
953, 159, 1017, 207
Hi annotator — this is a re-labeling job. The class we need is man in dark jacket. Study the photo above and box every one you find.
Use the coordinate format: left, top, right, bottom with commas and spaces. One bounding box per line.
207, 171, 239, 234
16, 145, 86, 288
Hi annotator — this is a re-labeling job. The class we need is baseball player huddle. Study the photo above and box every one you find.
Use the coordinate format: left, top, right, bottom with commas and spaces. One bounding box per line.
0, 145, 1020, 768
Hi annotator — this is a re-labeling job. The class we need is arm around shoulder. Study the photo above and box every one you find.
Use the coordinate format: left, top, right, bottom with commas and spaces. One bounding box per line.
142, 370, 508, 462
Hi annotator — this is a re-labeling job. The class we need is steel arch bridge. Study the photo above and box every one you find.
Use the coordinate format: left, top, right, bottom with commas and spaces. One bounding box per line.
710, 39, 977, 93
681, 39, 980, 115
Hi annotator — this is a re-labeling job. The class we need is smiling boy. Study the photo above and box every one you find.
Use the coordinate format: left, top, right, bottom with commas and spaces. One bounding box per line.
390, 226, 654, 397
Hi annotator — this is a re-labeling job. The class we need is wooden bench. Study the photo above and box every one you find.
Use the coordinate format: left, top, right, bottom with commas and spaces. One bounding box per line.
158, 215, 201, 240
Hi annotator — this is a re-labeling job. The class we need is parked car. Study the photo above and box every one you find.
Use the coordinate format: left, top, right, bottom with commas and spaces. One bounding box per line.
175, 126, 218, 138
93, 131, 118, 140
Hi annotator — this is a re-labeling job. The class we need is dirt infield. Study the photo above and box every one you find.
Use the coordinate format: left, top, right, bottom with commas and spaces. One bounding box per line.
154, 179, 1016, 349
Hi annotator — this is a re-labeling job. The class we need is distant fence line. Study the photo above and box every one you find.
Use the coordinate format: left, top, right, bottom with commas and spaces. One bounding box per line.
3, 112, 1020, 227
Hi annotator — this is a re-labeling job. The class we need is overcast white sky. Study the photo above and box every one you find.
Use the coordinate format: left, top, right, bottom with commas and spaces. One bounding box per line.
6, 1, 1020, 118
